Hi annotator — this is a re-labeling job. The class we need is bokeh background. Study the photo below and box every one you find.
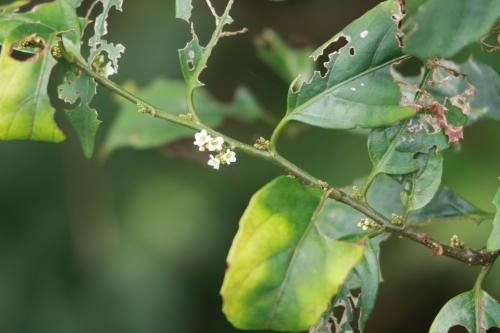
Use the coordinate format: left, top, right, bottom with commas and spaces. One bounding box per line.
0, 0, 499, 332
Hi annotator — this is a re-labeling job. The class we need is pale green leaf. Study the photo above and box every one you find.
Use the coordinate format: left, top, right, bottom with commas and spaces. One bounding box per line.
221, 176, 364, 332
430, 289, 500, 333
88, 0, 125, 71
402, 151, 444, 212
403, 0, 500, 60
487, 186, 500, 251
176, 0, 193, 22
102, 79, 264, 156
285, 1, 414, 130
255, 29, 314, 84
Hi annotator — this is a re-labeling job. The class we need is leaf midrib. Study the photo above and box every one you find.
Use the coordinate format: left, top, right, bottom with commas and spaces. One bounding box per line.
286, 55, 410, 121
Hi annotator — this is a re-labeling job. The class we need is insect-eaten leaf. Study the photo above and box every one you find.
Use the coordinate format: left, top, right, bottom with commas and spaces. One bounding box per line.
429, 288, 500, 333
58, 65, 101, 159
487, 185, 500, 251
402, 0, 500, 60
284, 1, 414, 130
0, 0, 82, 143
221, 176, 365, 332
102, 79, 265, 156
310, 239, 383, 333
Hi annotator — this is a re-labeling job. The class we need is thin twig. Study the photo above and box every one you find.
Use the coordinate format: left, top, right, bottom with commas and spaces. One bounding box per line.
62, 49, 500, 267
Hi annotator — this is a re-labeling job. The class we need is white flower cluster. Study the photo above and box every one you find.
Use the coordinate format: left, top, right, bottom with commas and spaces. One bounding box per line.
194, 130, 237, 170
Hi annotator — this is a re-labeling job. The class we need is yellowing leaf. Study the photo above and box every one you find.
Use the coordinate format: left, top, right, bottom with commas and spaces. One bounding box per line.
221, 177, 364, 332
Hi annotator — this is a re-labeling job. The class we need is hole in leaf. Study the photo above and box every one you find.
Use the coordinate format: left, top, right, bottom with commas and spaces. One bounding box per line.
187, 59, 195, 70
9, 33, 45, 62
448, 326, 469, 333
9, 48, 38, 61
349, 47, 356, 56
332, 304, 346, 324
316, 35, 349, 76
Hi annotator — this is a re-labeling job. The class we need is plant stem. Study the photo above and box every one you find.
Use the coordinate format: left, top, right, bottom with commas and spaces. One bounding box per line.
184, 0, 235, 122
65, 54, 499, 268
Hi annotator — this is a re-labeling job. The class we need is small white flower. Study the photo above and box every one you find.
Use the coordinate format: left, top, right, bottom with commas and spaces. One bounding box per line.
208, 155, 221, 170
102, 62, 116, 78
207, 136, 224, 152
221, 149, 237, 165
194, 130, 211, 151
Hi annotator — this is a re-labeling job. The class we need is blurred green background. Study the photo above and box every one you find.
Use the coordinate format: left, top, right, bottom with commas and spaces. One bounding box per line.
0, 0, 499, 332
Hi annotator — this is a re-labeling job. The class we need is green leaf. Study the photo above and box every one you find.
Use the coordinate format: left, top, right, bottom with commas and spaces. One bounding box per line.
487, 186, 500, 251
255, 29, 314, 84
0, 25, 64, 142
102, 79, 264, 156
314, 239, 382, 333
322, 175, 486, 231
430, 58, 500, 122
178, 35, 206, 88
284, 1, 414, 130
402, 0, 500, 60
429, 289, 500, 333
221, 176, 365, 332
0, 1, 29, 14
409, 185, 489, 226
58, 66, 101, 158
176, 0, 193, 22
367, 120, 448, 178
401, 151, 444, 212
0, 0, 82, 143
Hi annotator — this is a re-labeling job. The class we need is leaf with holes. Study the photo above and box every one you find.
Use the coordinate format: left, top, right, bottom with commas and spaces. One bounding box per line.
429, 288, 500, 333
429, 58, 500, 122
102, 79, 264, 156
402, 0, 500, 60
0, 0, 81, 142
58, 64, 101, 158
487, 186, 500, 251
221, 176, 365, 332
88, 0, 125, 74
311, 239, 382, 333
255, 29, 314, 84
284, 1, 414, 130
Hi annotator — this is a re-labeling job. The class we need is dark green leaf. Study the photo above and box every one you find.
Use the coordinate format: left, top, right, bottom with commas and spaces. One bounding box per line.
403, 0, 500, 59
221, 176, 364, 332
487, 186, 500, 251
430, 289, 500, 333
285, 1, 414, 130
